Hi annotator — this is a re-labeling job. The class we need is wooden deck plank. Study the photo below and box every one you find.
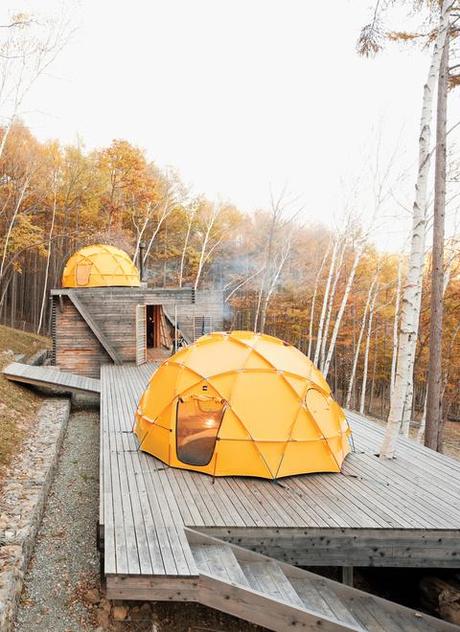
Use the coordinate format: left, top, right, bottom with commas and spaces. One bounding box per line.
101, 363, 460, 584
3, 362, 100, 394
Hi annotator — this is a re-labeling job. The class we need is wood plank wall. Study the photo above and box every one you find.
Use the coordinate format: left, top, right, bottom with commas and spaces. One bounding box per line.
52, 288, 225, 377
54, 299, 111, 377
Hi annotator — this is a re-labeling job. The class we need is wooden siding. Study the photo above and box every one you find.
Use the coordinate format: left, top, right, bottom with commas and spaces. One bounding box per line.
54, 298, 111, 378
52, 287, 225, 377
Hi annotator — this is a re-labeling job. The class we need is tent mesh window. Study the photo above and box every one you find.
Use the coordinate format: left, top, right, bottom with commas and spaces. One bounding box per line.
193, 316, 212, 340
176, 397, 225, 466
76, 263, 92, 286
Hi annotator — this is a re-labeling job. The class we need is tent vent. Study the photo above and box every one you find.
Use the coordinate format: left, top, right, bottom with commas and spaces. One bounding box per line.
194, 316, 212, 339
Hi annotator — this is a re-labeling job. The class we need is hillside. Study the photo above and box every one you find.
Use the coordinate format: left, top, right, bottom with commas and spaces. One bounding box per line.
0, 326, 51, 477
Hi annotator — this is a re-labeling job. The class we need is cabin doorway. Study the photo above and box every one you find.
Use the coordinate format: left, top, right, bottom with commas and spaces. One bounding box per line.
146, 305, 172, 361
146, 305, 161, 349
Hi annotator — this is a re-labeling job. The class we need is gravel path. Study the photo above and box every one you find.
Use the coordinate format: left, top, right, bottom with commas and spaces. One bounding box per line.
13, 398, 263, 632
13, 399, 101, 632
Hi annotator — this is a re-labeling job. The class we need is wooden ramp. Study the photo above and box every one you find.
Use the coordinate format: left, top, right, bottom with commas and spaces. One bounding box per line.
184, 529, 457, 632
3, 362, 100, 395
100, 364, 460, 631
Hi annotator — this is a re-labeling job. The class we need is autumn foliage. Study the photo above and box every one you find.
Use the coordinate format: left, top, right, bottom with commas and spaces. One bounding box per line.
0, 122, 459, 424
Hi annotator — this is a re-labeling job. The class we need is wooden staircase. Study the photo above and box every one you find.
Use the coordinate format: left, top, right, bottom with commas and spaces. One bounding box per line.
186, 529, 457, 632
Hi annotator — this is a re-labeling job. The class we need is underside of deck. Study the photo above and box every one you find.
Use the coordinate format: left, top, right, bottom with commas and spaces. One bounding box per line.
99, 363, 460, 629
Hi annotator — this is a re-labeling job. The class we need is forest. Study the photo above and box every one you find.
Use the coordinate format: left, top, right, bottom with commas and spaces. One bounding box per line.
0, 1, 459, 455
0, 120, 459, 438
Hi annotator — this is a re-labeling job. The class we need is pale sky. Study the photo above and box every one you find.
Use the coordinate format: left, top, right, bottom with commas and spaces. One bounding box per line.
3, 0, 459, 250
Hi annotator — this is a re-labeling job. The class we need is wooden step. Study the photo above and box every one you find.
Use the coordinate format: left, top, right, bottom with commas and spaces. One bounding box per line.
239, 560, 305, 609
302, 576, 363, 629
186, 530, 458, 632
191, 544, 248, 586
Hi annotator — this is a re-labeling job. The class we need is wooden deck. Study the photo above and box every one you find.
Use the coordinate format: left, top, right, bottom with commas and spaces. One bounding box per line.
3, 362, 101, 394
100, 364, 460, 629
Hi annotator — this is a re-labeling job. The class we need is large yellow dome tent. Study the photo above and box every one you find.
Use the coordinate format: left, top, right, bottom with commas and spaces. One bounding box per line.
134, 331, 352, 479
62, 244, 140, 288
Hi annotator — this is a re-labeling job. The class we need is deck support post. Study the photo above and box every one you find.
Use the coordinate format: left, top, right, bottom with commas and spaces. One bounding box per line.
342, 566, 354, 586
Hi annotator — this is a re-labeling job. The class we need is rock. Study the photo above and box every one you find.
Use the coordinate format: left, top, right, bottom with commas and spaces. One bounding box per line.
95, 608, 111, 627
84, 587, 101, 604
112, 604, 129, 621
99, 597, 111, 612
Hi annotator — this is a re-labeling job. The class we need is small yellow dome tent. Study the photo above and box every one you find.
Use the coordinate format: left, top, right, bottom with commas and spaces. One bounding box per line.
134, 331, 352, 479
62, 244, 140, 288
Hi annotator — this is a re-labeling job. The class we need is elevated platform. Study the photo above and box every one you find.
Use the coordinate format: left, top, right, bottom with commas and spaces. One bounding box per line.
3, 362, 101, 395
99, 363, 460, 630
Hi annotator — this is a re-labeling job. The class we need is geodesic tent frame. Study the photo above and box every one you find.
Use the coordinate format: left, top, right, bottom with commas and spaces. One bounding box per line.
62, 244, 140, 288
134, 331, 352, 479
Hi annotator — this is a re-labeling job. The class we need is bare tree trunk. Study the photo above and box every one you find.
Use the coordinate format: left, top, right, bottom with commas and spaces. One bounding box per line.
425, 32, 449, 452
390, 254, 402, 397
259, 236, 293, 332
320, 240, 345, 370
323, 241, 364, 379
0, 178, 29, 281
307, 245, 330, 360
345, 271, 378, 409
313, 238, 339, 366
380, 1, 451, 458
360, 282, 379, 414
37, 190, 57, 334
178, 206, 195, 288
417, 265, 451, 442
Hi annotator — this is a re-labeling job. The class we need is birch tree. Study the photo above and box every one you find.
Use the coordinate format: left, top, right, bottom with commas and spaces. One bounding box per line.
307, 243, 331, 360
379, 0, 453, 458
178, 200, 197, 287
37, 179, 58, 334
345, 270, 379, 409
359, 281, 379, 414
319, 240, 346, 370
390, 254, 403, 396
254, 188, 301, 333
322, 238, 366, 379
313, 238, 339, 366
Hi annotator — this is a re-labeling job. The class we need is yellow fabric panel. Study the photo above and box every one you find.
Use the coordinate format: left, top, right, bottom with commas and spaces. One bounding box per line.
253, 337, 310, 376
173, 364, 204, 397
276, 440, 341, 477
242, 350, 273, 370
255, 441, 286, 477
184, 337, 250, 377
140, 422, 171, 464
305, 389, 343, 438
289, 408, 324, 441
217, 408, 253, 440
230, 371, 300, 440
142, 364, 181, 420
283, 374, 309, 398
61, 243, 140, 288
206, 372, 237, 401
211, 439, 272, 478
306, 365, 331, 394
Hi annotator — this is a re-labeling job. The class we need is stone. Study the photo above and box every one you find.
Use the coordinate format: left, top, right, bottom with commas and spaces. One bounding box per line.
99, 597, 111, 613
84, 587, 101, 604
112, 605, 129, 621
95, 608, 111, 627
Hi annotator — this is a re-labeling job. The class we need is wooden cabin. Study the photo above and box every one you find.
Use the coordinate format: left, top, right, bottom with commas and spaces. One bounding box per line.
50, 287, 225, 378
